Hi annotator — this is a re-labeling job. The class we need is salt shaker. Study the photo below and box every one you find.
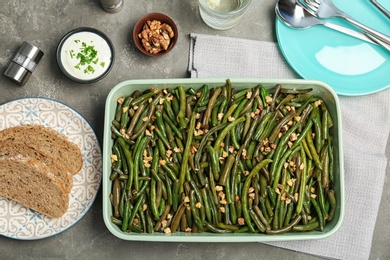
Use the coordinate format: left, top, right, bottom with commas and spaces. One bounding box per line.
4, 41, 44, 86
100, 0, 123, 13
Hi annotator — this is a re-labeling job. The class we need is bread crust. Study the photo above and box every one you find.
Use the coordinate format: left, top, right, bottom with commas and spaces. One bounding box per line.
0, 125, 83, 175
0, 124, 84, 218
0, 156, 69, 218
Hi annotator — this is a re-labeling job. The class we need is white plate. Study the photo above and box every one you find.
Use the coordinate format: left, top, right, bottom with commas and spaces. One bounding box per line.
0, 98, 102, 240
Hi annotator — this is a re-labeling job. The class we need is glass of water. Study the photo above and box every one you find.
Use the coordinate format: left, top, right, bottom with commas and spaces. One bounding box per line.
198, 0, 252, 30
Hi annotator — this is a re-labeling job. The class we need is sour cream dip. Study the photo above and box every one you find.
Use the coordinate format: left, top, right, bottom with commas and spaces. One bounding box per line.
57, 28, 114, 83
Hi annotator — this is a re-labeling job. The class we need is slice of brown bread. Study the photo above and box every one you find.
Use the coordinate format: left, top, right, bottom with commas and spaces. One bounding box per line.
0, 125, 83, 175
0, 140, 73, 193
0, 156, 69, 218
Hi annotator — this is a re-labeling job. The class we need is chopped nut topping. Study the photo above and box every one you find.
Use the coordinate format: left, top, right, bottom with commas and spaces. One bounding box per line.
265, 96, 272, 105
184, 196, 190, 203
165, 150, 172, 158
238, 217, 245, 225
215, 185, 224, 192
311, 194, 317, 199
294, 192, 299, 202
246, 91, 252, 99
243, 170, 250, 176
196, 121, 201, 130
218, 191, 225, 199
144, 162, 151, 168
248, 193, 255, 200
145, 129, 152, 136
228, 116, 235, 122
185, 227, 192, 232
166, 95, 173, 101
217, 113, 224, 121
219, 207, 226, 213
190, 146, 197, 154
111, 154, 118, 163
164, 227, 171, 234
248, 187, 255, 193
196, 113, 201, 119
289, 133, 298, 142
138, 20, 175, 54
222, 151, 229, 158
122, 107, 129, 113
294, 116, 301, 122
173, 147, 182, 153
220, 199, 227, 205
142, 204, 148, 211
117, 97, 124, 104
299, 163, 305, 170
133, 105, 139, 111
195, 202, 202, 209
159, 159, 167, 166
314, 100, 322, 107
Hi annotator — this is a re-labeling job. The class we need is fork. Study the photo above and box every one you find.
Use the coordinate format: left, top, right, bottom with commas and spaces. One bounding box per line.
304, 0, 390, 46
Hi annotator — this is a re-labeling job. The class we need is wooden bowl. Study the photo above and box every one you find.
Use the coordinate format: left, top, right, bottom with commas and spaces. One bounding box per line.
133, 13, 178, 57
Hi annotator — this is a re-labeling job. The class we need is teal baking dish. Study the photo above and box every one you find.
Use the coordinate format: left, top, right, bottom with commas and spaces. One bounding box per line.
102, 78, 344, 242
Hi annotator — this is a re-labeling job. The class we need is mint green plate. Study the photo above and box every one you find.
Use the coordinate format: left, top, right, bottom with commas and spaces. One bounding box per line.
276, 0, 390, 96
102, 78, 344, 242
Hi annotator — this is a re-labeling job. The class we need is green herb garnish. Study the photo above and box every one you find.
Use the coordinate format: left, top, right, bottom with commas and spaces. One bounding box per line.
71, 41, 99, 74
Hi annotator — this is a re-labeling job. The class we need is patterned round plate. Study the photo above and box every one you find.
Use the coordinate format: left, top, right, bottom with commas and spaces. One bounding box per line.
0, 98, 102, 240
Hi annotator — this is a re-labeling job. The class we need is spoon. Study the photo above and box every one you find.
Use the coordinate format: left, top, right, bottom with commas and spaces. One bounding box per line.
275, 0, 378, 45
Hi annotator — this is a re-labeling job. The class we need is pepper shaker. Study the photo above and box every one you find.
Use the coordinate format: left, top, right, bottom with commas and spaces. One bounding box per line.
100, 0, 123, 13
4, 41, 44, 86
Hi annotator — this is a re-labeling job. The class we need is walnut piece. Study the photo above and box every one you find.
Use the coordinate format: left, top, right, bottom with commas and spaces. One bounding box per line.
138, 20, 175, 54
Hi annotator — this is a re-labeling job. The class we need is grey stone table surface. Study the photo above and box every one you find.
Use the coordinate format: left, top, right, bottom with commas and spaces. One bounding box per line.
0, 1, 389, 259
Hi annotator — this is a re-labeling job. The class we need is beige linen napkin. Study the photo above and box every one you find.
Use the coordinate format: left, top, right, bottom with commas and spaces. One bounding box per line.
188, 33, 390, 260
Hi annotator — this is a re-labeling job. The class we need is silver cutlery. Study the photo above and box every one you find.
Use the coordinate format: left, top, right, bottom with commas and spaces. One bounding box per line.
276, 0, 382, 46
370, 0, 390, 19
304, 0, 390, 46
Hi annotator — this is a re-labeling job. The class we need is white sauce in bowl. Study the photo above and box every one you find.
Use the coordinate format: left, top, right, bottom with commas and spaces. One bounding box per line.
60, 31, 112, 81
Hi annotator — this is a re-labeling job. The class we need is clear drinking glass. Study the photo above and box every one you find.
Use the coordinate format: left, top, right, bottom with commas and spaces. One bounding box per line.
198, 0, 252, 30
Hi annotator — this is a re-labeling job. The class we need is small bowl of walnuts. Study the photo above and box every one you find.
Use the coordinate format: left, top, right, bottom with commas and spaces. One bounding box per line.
133, 13, 178, 57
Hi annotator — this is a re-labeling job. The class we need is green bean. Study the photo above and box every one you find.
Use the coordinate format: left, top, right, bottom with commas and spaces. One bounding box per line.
205, 222, 233, 233
311, 197, 324, 231
128, 193, 145, 229
242, 159, 273, 232
218, 154, 235, 186
133, 136, 150, 191
327, 189, 337, 222
202, 87, 222, 129
213, 117, 246, 151
176, 85, 187, 127
292, 221, 319, 231
120, 96, 132, 129
305, 128, 323, 170
296, 145, 307, 214
190, 190, 204, 231
170, 203, 186, 233
311, 105, 323, 153
266, 215, 302, 235
179, 112, 197, 194
131, 89, 159, 107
